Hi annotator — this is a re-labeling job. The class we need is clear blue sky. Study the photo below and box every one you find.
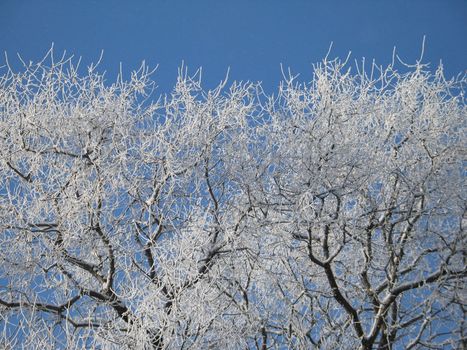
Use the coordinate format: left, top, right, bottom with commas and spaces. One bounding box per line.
1, 0, 466, 93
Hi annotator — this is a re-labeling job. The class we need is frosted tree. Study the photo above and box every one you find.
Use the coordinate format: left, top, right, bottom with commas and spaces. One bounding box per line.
247, 57, 466, 349
0, 50, 465, 349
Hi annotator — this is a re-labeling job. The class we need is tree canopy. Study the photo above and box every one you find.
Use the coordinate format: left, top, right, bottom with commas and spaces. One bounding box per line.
0, 52, 465, 349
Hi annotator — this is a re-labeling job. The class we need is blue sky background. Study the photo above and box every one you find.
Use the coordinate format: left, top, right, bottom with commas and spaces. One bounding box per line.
1, 0, 466, 93
0, 2, 465, 346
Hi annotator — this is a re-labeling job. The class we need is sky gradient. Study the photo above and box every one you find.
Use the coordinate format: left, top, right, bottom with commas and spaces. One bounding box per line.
1, 0, 466, 93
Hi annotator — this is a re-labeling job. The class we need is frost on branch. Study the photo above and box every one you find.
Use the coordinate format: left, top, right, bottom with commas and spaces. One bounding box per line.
0, 51, 465, 349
